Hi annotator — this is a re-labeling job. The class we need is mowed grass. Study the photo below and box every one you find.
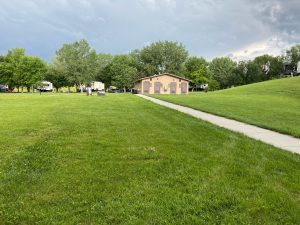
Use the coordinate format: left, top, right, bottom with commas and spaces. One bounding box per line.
153, 76, 300, 138
0, 93, 299, 224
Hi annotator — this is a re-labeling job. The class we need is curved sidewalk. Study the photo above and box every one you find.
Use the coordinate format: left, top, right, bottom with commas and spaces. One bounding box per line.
137, 94, 300, 155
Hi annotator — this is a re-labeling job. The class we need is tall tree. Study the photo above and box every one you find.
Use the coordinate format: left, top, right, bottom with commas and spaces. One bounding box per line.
55, 39, 98, 90
45, 59, 69, 92
103, 55, 137, 92
183, 56, 208, 87
190, 64, 212, 90
95, 53, 114, 85
20, 56, 46, 92
184, 56, 207, 76
140, 41, 188, 75
6, 48, 26, 92
289, 44, 300, 69
209, 57, 237, 89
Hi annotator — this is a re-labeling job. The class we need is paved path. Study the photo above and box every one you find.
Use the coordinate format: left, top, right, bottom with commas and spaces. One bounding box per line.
137, 94, 300, 155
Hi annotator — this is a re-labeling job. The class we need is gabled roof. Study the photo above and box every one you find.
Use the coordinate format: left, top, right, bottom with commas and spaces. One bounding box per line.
135, 73, 190, 82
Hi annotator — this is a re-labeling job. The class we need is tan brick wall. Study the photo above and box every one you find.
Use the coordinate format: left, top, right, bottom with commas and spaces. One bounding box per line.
134, 74, 189, 95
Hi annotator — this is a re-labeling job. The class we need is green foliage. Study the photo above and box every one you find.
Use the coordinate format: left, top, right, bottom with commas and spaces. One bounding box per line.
103, 55, 138, 90
207, 79, 220, 91
1, 41, 298, 93
184, 56, 207, 75
55, 39, 98, 87
290, 44, 300, 68
191, 64, 211, 85
140, 41, 188, 75
45, 59, 69, 91
0, 48, 46, 92
210, 57, 237, 89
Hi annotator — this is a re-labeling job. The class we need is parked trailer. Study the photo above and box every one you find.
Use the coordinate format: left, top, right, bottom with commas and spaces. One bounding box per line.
0, 84, 8, 92
77, 81, 105, 92
91, 81, 105, 91
37, 81, 53, 92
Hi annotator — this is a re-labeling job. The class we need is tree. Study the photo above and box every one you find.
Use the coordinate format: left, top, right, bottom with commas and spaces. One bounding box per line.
45, 60, 69, 92
252, 55, 283, 80
140, 41, 188, 75
233, 60, 249, 85
55, 39, 98, 90
0, 55, 15, 89
209, 57, 237, 89
0, 49, 46, 92
184, 56, 207, 77
6, 48, 26, 92
103, 55, 138, 92
95, 53, 114, 86
20, 56, 46, 92
290, 44, 300, 69
190, 64, 213, 91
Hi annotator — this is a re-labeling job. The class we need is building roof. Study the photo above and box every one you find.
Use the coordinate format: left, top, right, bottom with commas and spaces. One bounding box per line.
135, 73, 190, 82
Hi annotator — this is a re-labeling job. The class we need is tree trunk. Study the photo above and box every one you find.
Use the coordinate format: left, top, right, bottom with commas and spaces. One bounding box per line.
68, 87, 70, 93
21, 86, 24, 93
123, 87, 126, 93
17, 87, 20, 93
27, 86, 30, 93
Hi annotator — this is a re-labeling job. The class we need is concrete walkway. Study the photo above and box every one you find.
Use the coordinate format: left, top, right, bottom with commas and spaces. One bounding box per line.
137, 94, 300, 155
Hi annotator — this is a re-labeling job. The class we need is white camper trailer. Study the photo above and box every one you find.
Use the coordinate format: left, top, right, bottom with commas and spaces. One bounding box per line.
91, 81, 105, 91
297, 61, 300, 75
78, 81, 105, 92
37, 81, 53, 92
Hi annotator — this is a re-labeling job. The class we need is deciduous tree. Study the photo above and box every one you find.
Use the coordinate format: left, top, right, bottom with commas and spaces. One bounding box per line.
140, 41, 188, 75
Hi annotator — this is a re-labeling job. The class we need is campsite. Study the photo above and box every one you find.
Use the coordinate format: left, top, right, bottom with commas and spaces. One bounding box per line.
1, 0, 300, 224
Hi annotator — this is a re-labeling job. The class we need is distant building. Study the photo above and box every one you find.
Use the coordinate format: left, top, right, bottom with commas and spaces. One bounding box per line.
134, 73, 190, 95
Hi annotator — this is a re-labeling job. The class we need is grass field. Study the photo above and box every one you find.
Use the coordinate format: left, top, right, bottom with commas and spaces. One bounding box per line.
0, 93, 299, 224
152, 76, 300, 138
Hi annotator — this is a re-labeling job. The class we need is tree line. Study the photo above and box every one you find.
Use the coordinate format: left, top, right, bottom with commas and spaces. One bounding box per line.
0, 40, 299, 92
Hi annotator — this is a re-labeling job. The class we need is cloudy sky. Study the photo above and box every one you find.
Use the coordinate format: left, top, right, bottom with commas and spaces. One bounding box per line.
0, 0, 299, 61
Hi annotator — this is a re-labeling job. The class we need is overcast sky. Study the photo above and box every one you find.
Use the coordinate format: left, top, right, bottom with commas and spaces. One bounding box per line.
0, 0, 299, 61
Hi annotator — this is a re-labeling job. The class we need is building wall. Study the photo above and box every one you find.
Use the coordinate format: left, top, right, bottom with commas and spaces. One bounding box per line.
134, 74, 189, 94
135, 81, 142, 94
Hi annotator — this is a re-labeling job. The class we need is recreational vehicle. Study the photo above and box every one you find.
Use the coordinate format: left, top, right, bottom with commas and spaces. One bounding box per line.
78, 81, 105, 92
0, 84, 8, 92
91, 81, 105, 91
37, 81, 53, 92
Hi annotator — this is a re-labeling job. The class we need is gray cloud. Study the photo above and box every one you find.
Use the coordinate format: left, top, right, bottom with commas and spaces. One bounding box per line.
0, 0, 299, 61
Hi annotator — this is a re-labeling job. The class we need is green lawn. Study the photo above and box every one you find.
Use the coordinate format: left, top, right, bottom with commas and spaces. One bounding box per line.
152, 77, 300, 138
0, 93, 299, 224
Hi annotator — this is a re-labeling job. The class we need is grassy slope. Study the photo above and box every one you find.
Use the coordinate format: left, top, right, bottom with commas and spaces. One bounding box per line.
0, 93, 299, 224
153, 77, 300, 138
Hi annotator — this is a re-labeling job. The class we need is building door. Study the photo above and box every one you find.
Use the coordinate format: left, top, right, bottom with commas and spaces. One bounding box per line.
170, 82, 177, 94
154, 82, 161, 94
181, 83, 187, 94
143, 81, 150, 94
